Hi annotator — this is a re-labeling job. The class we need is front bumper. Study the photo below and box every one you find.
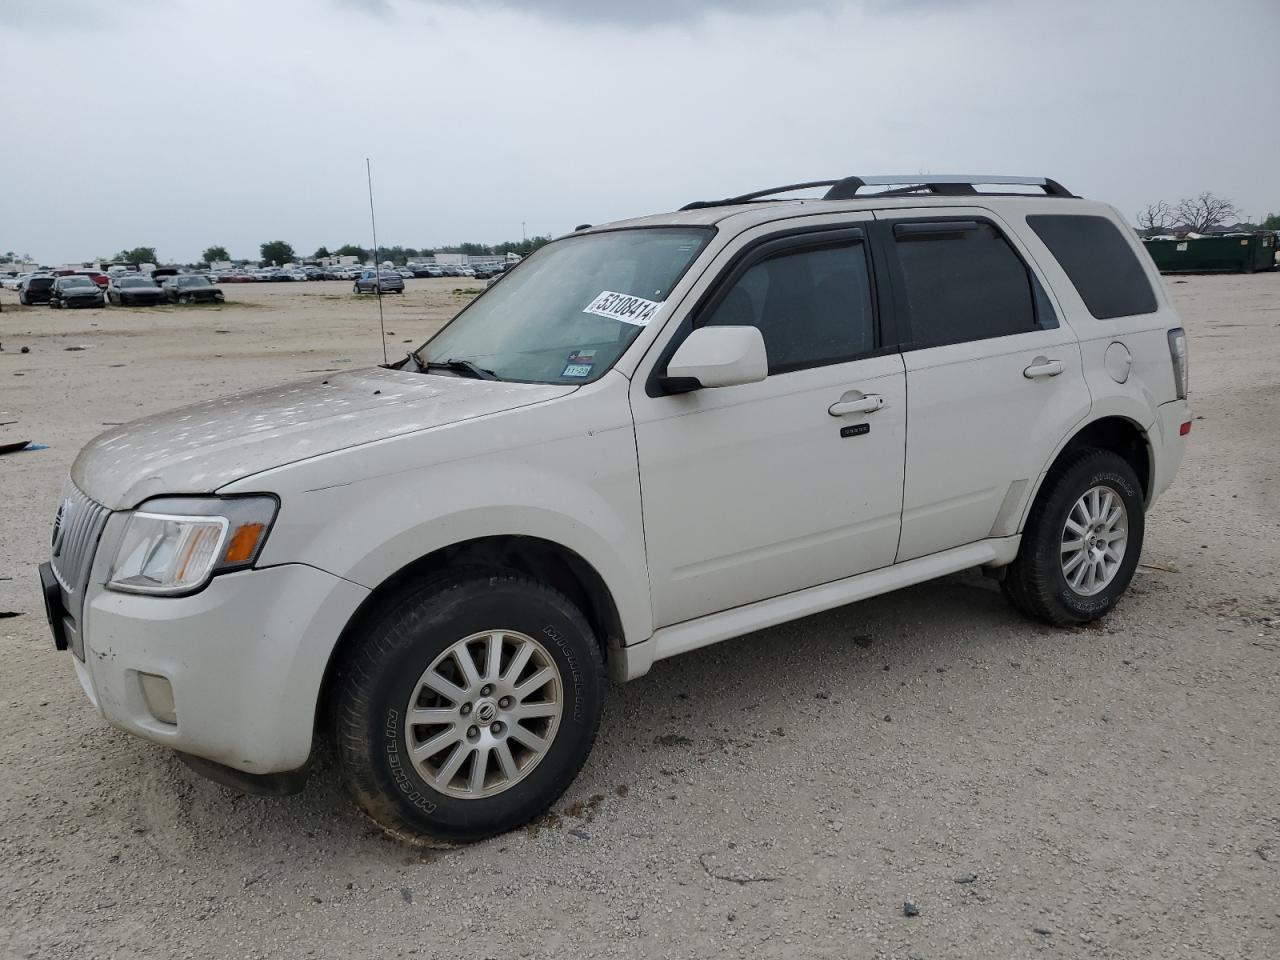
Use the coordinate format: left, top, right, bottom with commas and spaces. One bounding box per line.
73, 563, 369, 773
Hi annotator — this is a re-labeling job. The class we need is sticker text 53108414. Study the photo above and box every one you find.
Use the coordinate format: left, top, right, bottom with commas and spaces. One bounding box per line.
582, 290, 664, 327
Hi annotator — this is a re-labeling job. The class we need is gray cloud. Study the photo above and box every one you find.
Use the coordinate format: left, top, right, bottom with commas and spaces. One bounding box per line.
3, 0, 1277, 265
337, 0, 845, 26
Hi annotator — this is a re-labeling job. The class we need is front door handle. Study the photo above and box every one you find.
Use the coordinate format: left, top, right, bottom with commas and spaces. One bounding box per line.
1023, 358, 1064, 379
828, 393, 884, 417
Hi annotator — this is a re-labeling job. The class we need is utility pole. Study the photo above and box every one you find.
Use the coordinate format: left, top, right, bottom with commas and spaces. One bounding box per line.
521, 221, 526, 242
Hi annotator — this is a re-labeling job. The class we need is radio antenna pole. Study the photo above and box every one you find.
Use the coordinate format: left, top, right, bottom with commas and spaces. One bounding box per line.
366, 157, 388, 364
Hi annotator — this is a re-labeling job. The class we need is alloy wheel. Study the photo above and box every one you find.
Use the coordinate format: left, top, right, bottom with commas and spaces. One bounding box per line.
1060, 484, 1128, 596
404, 630, 563, 799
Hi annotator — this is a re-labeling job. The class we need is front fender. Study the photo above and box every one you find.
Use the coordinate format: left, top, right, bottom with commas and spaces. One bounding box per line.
223, 377, 651, 645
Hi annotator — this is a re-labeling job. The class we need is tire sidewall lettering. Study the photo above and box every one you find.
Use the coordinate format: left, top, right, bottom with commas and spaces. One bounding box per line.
382, 706, 437, 814
542, 623, 584, 724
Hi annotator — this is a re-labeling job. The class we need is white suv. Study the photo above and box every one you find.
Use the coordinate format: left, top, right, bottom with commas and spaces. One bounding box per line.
40, 175, 1191, 844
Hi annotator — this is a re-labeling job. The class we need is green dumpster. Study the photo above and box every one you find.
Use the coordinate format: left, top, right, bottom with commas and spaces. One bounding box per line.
1143, 232, 1277, 274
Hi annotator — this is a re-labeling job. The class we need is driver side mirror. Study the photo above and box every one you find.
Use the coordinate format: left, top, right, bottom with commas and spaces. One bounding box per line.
663, 326, 768, 393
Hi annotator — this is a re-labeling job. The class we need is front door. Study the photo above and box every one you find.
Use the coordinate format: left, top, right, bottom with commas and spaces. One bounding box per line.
632, 222, 907, 628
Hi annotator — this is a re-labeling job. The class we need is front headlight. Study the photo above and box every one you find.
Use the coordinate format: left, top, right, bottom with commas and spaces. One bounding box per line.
107, 496, 279, 596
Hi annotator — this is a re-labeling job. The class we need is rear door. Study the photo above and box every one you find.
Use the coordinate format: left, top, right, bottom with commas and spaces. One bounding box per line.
874, 209, 1091, 561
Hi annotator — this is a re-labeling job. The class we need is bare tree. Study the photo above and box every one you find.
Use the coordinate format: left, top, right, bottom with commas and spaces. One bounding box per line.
1174, 192, 1241, 233
1137, 201, 1175, 234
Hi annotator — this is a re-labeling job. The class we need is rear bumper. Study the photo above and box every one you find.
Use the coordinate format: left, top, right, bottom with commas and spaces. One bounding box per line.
75, 563, 369, 773
1150, 398, 1191, 503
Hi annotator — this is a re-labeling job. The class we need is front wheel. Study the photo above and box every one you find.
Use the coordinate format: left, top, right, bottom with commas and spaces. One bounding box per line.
1002, 447, 1144, 625
333, 570, 605, 845
353, 284, 361, 294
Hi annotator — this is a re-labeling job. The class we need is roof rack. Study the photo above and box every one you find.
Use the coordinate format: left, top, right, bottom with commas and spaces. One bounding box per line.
679, 175, 1075, 211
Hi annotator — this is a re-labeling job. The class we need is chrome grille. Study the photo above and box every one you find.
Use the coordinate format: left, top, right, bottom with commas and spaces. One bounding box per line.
49, 479, 110, 612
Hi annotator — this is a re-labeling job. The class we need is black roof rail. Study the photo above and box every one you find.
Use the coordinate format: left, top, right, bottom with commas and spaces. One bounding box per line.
680, 175, 1074, 211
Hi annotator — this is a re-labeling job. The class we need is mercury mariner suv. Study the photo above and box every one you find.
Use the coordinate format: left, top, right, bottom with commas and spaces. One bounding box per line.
41, 175, 1191, 844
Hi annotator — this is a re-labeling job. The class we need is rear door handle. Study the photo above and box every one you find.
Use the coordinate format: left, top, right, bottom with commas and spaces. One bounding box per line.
1023, 358, 1064, 379
828, 393, 884, 417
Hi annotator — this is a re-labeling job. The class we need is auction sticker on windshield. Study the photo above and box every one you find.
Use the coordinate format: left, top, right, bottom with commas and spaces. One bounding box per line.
582, 290, 663, 327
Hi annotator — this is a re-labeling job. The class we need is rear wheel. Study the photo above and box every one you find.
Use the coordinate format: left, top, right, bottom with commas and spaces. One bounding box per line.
178, 295, 190, 304
333, 569, 605, 845
1002, 447, 1144, 625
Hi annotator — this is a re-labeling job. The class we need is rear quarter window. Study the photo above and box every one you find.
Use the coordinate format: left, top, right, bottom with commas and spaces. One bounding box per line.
1026, 214, 1157, 319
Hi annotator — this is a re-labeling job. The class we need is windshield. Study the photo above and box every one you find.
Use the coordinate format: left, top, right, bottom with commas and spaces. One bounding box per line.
417, 227, 711, 383
177, 276, 209, 286
61, 277, 94, 288
120, 277, 155, 287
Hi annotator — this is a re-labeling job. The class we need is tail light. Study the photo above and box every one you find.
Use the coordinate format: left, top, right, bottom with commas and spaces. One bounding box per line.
1167, 328, 1188, 400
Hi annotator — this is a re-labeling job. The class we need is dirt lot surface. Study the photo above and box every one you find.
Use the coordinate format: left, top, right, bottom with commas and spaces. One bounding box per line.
1, 275, 1277, 959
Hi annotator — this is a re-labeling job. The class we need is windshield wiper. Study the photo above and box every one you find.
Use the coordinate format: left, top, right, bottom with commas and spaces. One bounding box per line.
422, 357, 499, 380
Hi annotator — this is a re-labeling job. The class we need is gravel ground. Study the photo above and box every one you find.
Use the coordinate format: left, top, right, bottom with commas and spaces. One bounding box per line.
1, 274, 1277, 959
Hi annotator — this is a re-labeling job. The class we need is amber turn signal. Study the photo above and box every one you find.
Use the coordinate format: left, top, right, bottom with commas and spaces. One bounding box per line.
223, 522, 267, 564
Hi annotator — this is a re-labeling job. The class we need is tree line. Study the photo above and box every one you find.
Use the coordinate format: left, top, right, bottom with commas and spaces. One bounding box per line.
1137, 192, 1280, 235
198, 236, 552, 268
91, 236, 552, 268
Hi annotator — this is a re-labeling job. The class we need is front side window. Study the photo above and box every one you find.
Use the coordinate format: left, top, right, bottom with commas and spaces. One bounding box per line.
699, 240, 875, 374
891, 220, 1042, 348
419, 227, 711, 383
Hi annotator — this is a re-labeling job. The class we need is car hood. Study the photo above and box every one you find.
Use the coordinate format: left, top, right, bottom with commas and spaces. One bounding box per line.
71, 367, 576, 509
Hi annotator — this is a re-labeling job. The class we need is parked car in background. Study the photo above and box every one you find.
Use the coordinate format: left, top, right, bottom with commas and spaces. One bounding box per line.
304, 267, 326, 281
107, 275, 166, 306
396, 268, 414, 280
18, 275, 56, 305
285, 268, 308, 282
73, 271, 110, 288
5, 272, 40, 290
353, 268, 404, 294
49, 275, 106, 309
162, 275, 225, 304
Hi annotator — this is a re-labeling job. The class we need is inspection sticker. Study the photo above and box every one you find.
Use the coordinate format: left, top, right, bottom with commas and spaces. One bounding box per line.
582, 290, 663, 327
562, 349, 597, 378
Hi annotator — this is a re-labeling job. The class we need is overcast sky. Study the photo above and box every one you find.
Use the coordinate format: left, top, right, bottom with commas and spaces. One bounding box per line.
1, 0, 1277, 265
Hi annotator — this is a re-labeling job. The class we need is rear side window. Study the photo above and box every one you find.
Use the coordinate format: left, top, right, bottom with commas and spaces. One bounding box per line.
700, 240, 875, 374
891, 220, 1042, 348
1027, 214, 1157, 319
